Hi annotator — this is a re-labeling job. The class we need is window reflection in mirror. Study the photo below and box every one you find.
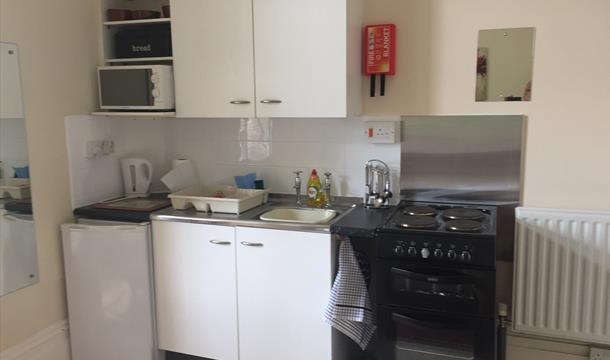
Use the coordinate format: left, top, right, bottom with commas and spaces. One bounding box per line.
0, 42, 39, 296
475, 27, 535, 102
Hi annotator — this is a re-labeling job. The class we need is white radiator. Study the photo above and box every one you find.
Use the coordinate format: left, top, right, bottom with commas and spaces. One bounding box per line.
514, 207, 610, 345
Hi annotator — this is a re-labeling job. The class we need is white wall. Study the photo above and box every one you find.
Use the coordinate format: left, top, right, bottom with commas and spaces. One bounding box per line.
362, 0, 610, 212
0, 0, 100, 351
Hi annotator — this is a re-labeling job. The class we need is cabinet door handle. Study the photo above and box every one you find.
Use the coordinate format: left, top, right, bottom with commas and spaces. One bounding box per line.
229, 100, 251, 105
260, 99, 282, 104
209, 240, 231, 245
240, 241, 264, 247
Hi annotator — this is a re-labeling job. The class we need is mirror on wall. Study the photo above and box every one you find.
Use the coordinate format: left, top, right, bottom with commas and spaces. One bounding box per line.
475, 27, 535, 102
0, 42, 39, 296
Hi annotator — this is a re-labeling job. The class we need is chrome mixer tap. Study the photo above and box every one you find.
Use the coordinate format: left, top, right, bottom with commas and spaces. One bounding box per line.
364, 159, 392, 208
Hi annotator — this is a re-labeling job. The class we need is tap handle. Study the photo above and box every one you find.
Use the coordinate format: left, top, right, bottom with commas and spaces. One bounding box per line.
293, 170, 302, 186
323, 172, 332, 189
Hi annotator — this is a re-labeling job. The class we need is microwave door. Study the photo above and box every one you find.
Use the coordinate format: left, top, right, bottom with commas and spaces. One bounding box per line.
99, 69, 153, 108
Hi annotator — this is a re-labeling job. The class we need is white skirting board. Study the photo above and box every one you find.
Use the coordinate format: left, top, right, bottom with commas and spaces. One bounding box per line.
513, 207, 610, 345
0, 320, 71, 360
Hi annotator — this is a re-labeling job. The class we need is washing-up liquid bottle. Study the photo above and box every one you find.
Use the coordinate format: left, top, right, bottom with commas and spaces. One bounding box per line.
306, 169, 325, 207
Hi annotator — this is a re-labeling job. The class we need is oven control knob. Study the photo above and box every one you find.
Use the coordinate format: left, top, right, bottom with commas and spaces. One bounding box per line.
447, 249, 457, 260
421, 247, 430, 259
434, 248, 443, 258
393, 245, 405, 255
407, 246, 417, 256
461, 250, 472, 262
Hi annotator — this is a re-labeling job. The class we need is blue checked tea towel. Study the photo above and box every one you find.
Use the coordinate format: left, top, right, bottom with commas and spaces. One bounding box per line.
324, 237, 376, 350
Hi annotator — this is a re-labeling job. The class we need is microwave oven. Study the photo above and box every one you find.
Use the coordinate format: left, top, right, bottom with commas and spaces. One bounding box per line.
97, 65, 175, 111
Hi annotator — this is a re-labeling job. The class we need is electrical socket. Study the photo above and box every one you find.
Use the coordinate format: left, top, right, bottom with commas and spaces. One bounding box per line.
591, 348, 610, 360
85, 140, 104, 158
85, 139, 115, 158
101, 139, 115, 155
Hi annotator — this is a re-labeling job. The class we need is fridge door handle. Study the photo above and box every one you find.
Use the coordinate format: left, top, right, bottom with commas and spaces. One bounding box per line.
62, 224, 145, 231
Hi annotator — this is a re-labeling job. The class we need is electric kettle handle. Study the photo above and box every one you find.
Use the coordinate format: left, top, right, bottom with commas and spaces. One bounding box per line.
141, 160, 153, 181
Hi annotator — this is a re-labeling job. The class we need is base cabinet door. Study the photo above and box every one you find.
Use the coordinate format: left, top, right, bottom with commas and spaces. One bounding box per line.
152, 221, 238, 360
235, 227, 332, 360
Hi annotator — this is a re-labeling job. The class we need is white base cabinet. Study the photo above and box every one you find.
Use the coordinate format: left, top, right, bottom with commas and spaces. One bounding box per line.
235, 227, 333, 360
152, 221, 239, 360
152, 221, 334, 360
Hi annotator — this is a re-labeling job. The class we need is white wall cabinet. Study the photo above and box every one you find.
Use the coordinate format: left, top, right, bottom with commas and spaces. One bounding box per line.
152, 221, 239, 360
170, 0, 256, 118
171, 0, 362, 118
235, 226, 333, 360
152, 221, 334, 360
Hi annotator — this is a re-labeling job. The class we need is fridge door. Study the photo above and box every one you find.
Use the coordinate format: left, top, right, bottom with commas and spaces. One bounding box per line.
61, 222, 158, 360
0, 212, 39, 295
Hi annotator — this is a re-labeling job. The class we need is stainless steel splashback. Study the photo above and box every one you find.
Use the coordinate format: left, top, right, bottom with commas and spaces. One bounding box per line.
400, 115, 525, 204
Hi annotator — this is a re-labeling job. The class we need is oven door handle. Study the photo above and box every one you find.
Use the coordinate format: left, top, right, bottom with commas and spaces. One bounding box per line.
391, 267, 474, 284
392, 312, 465, 330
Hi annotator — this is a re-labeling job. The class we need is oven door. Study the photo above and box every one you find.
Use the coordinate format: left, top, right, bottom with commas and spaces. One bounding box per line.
378, 306, 495, 360
378, 260, 494, 317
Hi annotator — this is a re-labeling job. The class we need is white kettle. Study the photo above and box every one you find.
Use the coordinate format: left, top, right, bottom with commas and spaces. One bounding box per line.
120, 158, 153, 197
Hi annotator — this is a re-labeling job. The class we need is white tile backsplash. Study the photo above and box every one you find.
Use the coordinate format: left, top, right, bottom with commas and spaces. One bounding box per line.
65, 115, 401, 207
65, 115, 169, 208
166, 117, 401, 196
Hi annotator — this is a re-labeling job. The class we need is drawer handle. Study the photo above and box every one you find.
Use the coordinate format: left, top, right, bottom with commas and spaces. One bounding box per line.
260, 99, 282, 104
240, 241, 264, 247
229, 100, 251, 105
209, 240, 231, 245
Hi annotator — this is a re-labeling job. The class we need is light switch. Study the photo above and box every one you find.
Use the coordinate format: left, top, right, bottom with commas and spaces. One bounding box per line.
364, 121, 400, 144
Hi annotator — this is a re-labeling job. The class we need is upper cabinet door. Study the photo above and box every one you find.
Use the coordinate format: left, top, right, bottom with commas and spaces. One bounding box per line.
171, 0, 256, 118
253, 0, 351, 118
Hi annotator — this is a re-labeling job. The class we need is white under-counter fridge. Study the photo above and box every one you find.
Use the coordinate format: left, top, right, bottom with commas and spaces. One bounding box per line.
61, 219, 162, 360
0, 210, 39, 295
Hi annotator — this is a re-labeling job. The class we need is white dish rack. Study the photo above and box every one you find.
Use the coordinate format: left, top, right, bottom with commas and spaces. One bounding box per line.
169, 185, 269, 214
0, 178, 31, 199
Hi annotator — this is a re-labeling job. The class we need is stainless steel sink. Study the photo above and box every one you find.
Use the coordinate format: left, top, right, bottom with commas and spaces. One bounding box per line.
259, 207, 338, 224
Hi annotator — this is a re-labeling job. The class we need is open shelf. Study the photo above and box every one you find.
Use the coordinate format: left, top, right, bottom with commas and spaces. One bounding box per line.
91, 111, 176, 117
103, 18, 171, 26
104, 56, 173, 63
